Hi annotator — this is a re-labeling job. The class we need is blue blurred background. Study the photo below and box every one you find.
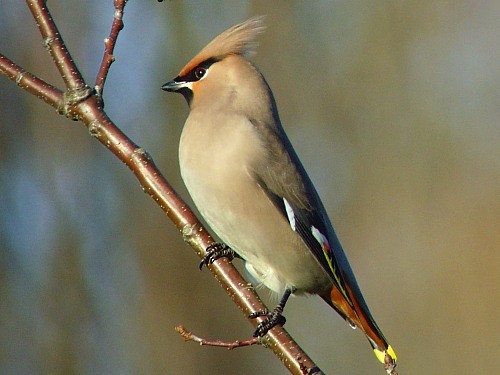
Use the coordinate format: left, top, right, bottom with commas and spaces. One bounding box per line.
1, 1, 498, 374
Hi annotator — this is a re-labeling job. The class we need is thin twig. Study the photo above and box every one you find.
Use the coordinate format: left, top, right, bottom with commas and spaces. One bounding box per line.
95, 0, 127, 97
175, 325, 261, 349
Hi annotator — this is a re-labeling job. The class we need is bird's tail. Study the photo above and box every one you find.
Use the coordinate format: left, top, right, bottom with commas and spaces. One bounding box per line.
321, 285, 397, 364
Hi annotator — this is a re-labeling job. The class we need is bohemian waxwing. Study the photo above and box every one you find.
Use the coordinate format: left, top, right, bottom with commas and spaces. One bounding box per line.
161, 16, 397, 367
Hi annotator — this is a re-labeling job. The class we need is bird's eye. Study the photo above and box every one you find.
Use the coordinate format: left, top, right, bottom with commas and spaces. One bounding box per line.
194, 67, 206, 80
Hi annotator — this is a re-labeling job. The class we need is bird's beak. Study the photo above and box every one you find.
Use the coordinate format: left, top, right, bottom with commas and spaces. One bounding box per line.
161, 78, 188, 92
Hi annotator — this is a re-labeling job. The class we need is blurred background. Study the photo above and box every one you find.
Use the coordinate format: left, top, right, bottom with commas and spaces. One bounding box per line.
0, 1, 498, 374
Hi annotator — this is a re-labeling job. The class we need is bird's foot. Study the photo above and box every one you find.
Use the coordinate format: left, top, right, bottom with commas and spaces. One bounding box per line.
250, 307, 287, 337
250, 288, 293, 337
199, 242, 240, 270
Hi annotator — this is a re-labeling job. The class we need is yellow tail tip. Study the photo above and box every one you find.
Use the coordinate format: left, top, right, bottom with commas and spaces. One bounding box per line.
373, 345, 397, 364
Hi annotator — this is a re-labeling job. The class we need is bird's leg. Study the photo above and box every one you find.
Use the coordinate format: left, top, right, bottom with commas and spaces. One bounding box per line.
250, 288, 294, 337
199, 242, 241, 270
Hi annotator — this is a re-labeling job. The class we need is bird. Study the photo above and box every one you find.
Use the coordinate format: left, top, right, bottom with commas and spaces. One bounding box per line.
161, 16, 397, 366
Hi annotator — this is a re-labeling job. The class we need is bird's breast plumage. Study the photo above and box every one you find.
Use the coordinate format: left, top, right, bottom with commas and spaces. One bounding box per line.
179, 110, 330, 295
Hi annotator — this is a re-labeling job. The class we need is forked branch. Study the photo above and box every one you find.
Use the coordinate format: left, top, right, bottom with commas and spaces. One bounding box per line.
0, 2, 322, 375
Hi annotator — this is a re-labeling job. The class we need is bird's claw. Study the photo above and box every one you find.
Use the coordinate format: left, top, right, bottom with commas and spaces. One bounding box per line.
199, 242, 238, 270
250, 308, 287, 337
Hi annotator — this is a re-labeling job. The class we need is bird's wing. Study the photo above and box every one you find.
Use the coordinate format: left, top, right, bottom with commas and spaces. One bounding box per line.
251, 120, 353, 306
250, 118, 396, 356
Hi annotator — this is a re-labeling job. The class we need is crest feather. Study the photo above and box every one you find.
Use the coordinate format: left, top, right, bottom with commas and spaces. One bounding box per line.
179, 16, 266, 77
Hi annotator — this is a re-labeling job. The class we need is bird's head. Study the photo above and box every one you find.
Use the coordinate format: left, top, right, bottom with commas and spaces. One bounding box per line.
162, 16, 269, 113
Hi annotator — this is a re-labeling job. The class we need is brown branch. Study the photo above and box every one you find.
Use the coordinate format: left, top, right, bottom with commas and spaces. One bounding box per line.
0, 3, 324, 375
0, 54, 62, 107
94, 0, 127, 97
26, 0, 86, 90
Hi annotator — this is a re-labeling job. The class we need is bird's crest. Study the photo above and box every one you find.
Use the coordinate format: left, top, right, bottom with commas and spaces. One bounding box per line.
179, 16, 266, 77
